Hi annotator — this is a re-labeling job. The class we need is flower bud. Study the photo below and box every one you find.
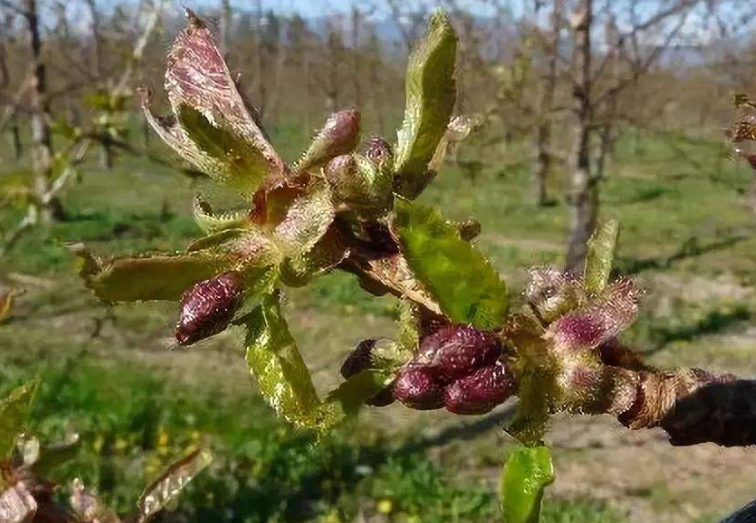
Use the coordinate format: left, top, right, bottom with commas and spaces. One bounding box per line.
298, 110, 361, 171
175, 271, 244, 346
444, 361, 515, 415
416, 324, 501, 381
365, 136, 393, 166
394, 367, 444, 410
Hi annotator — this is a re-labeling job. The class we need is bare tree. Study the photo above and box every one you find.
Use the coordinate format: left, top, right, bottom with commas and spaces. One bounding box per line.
565, 0, 595, 271
23, 0, 60, 222
530, 0, 564, 206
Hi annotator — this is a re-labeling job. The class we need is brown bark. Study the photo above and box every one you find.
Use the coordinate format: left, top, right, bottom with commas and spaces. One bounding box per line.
565, 0, 596, 272
610, 368, 755, 447
530, 0, 563, 207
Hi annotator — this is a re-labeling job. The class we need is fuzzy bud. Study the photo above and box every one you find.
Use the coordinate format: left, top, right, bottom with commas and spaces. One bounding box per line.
444, 361, 516, 415
416, 324, 501, 381
175, 271, 244, 346
365, 136, 393, 166
394, 367, 444, 410
298, 110, 361, 171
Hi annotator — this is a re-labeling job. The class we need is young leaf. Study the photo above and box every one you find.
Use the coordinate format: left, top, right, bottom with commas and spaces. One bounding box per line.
245, 295, 323, 429
584, 219, 619, 294
273, 178, 335, 258
500, 445, 554, 523
165, 10, 283, 181
0, 379, 39, 459
394, 10, 457, 199
395, 198, 508, 329
136, 447, 212, 523
177, 105, 270, 195
75, 248, 228, 303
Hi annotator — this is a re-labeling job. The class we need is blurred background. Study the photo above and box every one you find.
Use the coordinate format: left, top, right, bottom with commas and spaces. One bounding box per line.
0, 0, 755, 521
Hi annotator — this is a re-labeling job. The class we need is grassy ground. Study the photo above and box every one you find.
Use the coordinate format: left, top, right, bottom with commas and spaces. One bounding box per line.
0, 122, 754, 522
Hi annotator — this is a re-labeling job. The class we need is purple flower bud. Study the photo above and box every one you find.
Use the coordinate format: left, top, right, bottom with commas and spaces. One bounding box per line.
298, 110, 361, 171
175, 271, 244, 346
394, 367, 444, 410
551, 278, 641, 353
416, 324, 501, 381
444, 361, 515, 415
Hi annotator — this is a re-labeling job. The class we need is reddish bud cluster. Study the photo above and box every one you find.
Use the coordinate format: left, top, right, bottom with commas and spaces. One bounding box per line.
175, 271, 244, 346
395, 324, 516, 415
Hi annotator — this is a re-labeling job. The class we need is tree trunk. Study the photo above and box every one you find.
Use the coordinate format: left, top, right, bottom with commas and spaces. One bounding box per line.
530, 0, 563, 207
565, 0, 595, 272
24, 0, 59, 223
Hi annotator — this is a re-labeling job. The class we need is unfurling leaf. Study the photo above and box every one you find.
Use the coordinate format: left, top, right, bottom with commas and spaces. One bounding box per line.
144, 10, 284, 194
176, 105, 270, 195
500, 445, 554, 523
245, 295, 323, 429
395, 198, 508, 329
75, 248, 229, 303
273, 178, 335, 258
296, 110, 361, 171
0, 379, 39, 458
136, 447, 212, 523
394, 10, 457, 199
584, 219, 618, 294
280, 227, 349, 287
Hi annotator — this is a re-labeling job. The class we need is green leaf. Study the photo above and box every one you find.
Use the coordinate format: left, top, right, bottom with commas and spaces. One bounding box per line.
178, 105, 269, 195
245, 295, 323, 429
500, 445, 554, 523
584, 219, 619, 294
395, 198, 508, 329
0, 379, 39, 459
136, 447, 212, 523
394, 10, 457, 199
75, 248, 228, 303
